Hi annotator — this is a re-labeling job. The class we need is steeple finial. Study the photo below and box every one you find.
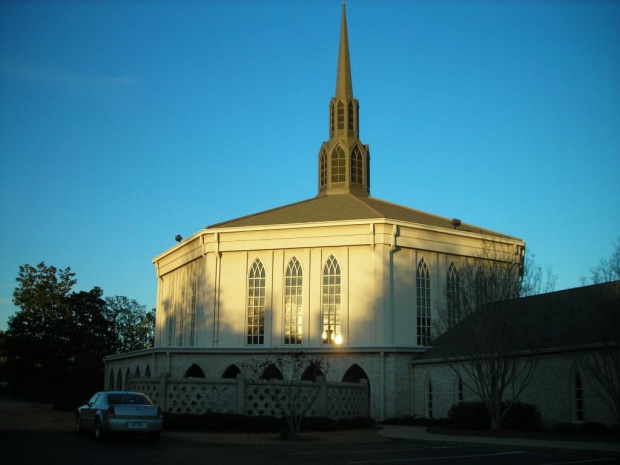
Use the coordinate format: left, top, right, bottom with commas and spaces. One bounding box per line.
335, 0, 353, 99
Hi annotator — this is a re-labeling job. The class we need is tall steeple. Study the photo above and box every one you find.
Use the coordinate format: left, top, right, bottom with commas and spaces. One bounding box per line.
317, 1, 370, 197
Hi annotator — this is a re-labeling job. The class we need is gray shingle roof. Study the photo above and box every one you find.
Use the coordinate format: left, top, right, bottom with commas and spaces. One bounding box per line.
207, 193, 519, 240
413, 281, 620, 363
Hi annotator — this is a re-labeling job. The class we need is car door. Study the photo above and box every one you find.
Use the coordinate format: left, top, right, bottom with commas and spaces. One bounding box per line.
81, 393, 101, 430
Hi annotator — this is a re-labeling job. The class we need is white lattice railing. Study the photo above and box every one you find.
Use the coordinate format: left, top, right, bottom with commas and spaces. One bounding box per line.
129, 376, 368, 418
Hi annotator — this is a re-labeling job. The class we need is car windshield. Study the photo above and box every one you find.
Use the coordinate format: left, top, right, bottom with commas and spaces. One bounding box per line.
106, 394, 152, 406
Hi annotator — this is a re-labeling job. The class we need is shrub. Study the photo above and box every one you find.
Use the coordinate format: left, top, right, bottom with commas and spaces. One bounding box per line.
381, 416, 418, 426
301, 416, 336, 431
580, 422, 610, 435
448, 402, 490, 430
502, 402, 543, 431
551, 422, 577, 434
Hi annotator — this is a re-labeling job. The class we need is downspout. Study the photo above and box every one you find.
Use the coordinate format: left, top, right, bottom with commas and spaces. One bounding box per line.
381, 350, 386, 421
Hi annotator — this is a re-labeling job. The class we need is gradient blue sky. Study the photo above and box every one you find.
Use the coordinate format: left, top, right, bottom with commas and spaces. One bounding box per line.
1, 0, 619, 331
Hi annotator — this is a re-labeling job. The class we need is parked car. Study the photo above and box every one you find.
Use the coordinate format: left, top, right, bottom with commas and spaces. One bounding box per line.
76, 391, 163, 443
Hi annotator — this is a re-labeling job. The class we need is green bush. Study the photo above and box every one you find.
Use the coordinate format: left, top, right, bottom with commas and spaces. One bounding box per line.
448, 402, 490, 430
502, 402, 543, 431
580, 422, 610, 435
551, 422, 577, 434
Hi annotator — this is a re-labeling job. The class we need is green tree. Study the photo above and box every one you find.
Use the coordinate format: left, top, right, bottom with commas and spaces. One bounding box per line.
105, 296, 156, 354
7, 262, 78, 402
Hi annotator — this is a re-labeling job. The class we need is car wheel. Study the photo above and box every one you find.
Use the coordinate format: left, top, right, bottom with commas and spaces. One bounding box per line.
76, 414, 83, 434
94, 418, 104, 441
147, 433, 160, 444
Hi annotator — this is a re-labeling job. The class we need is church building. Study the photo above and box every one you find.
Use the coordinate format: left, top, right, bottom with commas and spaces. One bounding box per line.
104, 2, 525, 421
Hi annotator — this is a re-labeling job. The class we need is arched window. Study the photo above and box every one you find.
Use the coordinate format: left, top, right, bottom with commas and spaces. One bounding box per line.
319, 150, 327, 187
342, 364, 369, 383
222, 364, 241, 379
447, 263, 460, 327
331, 146, 346, 183
475, 268, 487, 309
322, 255, 342, 344
351, 146, 363, 184
116, 369, 123, 390
330, 102, 335, 135
125, 368, 131, 390
134, 366, 141, 378
177, 270, 187, 347
575, 371, 584, 421
426, 378, 434, 418
261, 364, 284, 380
108, 370, 115, 390
284, 257, 303, 344
189, 277, 197, 347
301, 363, 324, 382
348, 101, 354, 131
455, 374, 464, 404
184, 363, 206, 378
416, 258, 431, 345
167, 274, 176, 346
247, 259, 266, 345
337, 101, 345, 130
144, 365, 151, 378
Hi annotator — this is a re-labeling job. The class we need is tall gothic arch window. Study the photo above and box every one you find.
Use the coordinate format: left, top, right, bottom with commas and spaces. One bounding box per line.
284, 257, 303, 345
189, 278, 197, 346
322, 255, 342, 344
247, 258, 266, 345
319, 150, 327, 187
177, 270, 186, 346
351, 146, 363, 184
416, 258, 431, 345
348, 101, 354, 131
167, 274, 176, 346
475, 267, 487, 310
337, 101, 345, 129
447, 263, 460, 327
331, 146, 346, 183
330, 102, 335, 135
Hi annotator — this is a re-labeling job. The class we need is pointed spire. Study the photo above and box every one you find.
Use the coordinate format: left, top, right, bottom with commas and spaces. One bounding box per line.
335, 0, 353, 99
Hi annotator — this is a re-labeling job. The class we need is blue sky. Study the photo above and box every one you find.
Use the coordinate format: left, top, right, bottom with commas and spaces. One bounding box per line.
1, 0, 618, 331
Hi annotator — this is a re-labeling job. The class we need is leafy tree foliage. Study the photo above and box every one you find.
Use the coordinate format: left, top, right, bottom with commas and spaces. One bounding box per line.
105, 296, 155, 354
5, 262, 155, 407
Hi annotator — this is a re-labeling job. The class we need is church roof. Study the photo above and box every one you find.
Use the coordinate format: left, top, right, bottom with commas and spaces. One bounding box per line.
206, 193, 519, 240
412, 281, 620, 363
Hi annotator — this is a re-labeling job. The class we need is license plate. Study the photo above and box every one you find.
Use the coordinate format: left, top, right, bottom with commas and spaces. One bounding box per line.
128, 422, 147, 429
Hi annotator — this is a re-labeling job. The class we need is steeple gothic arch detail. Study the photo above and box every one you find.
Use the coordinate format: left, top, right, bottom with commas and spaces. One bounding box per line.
317, 3, 370, 198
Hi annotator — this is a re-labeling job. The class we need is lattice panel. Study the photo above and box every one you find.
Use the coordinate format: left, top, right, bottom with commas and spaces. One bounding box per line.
327, 386, 367, 418
166, 383, 234, 415
130, 381, 161, 406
